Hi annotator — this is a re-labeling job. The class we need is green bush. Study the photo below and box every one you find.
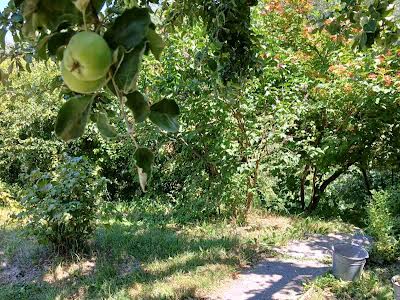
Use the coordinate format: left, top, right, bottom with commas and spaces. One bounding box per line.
0, 62, 139, 201
318, 171, 370, 226
0, 62, 63, 186
0, 181, 16, 207
16, 155, 107, 252
70, 128, 139, 201
367, 187, 400, 263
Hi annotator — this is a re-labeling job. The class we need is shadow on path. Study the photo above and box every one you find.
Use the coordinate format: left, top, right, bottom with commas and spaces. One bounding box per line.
209, 232, 372, 300
275, 232, 372, 261
210, 259, 328, 300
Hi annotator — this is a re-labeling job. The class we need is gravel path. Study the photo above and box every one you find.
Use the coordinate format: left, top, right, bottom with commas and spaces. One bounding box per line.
208, 232, 371, 300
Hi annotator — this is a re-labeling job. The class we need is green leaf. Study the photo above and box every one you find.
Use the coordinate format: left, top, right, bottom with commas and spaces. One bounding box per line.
363, 19, 377, 33
353, 31, 368, 49
49, 75, 63, 93
47, 32, 73, 56
326, 21, 341, 35
149, 99, 180, 132
96, 112, 117, 138
37, 34, 51, 60
21, 1, 80, 35
134, 147, 154, 174
207, 58, 218, 72
55, 95, 93, 142
92, 0, 106, 12
0, 68, 8, 85
15, 0, 25, 7
125, 91, 150, 122
0, 29, 6, 49
360, 31, 368, 48
113, 44, 145, 93
133, 147, 154, 192
147, 29, 164, 60
25, 62, 31, 73
104, 7, 151, 50
34, 0, 81, 31
11, 13, 23, 23
39, 0, 74, 12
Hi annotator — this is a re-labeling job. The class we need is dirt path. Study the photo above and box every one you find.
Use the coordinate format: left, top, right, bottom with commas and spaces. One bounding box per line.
208, 232, 371, 300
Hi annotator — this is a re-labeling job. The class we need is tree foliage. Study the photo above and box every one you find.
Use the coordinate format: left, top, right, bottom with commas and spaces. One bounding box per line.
164, 0, 258, 82
312, 0, 400, 48
0, 0, 175, 191
0, 0, 400, 222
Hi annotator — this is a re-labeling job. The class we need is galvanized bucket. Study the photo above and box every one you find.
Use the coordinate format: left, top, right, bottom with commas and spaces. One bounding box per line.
392, 275, 400, 300
332, 243, 369, 281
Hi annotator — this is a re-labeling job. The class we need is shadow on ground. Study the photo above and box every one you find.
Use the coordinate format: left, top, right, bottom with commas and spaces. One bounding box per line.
209, 233, 372, 300
210, 259, 329, 300
0, 218, 244, 300
274, 233, 372, 260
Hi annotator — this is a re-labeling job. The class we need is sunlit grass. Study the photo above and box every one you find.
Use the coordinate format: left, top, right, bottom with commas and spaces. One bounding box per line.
0, 203, 354, 300
304, 264, 400, 300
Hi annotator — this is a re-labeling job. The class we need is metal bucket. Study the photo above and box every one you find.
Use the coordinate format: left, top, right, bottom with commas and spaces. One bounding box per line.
332, 243, 369, 281
392, 275, 400, 300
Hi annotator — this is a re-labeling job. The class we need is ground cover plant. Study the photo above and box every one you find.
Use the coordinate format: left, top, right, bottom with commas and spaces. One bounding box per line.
305, 263, 400, 300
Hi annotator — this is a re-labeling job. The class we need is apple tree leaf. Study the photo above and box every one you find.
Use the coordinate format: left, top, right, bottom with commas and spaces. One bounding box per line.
149, 99, 180, 132
104, 7, 151, 50
147, 29, 164, 60
363, 19, 377, 33
55, 95, 93, 142
113, 44, 145, 93
125, 91, 150, 122
15, 0, 25, 7
92, 0, 106, 12
96, 112, 118, 138
47, 31, 73, 57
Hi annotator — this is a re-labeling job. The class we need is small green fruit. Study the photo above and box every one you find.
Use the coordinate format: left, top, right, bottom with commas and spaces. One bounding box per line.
63, 31, 112, 81
61, 63, 106, 94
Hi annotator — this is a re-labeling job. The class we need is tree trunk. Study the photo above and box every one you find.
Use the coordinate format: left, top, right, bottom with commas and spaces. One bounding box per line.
360, 166, 372, 196
300, 165, 310, 210
245, 159, 260, 216
307, 168, 319, 212
308, 192, 321, 212
306, 167, 347, 212
245, 188, 254, 216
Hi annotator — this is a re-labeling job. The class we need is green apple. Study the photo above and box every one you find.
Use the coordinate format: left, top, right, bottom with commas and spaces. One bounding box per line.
61, 63, 106, 94
63, 31, 112, 81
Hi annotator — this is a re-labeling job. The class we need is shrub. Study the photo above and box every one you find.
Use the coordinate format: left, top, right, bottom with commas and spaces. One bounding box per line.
0, 62, 63, 187
17, 155, 107, 252
0, 62, 139, 201
367, 187, 400, 263
319, 170, 370, 226
70, 129, 139, 201
0, 181, 16, 207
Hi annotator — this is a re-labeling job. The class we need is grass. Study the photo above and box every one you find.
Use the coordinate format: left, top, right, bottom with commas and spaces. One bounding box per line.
304, 263, 400, 299
0, 202, 354, 300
